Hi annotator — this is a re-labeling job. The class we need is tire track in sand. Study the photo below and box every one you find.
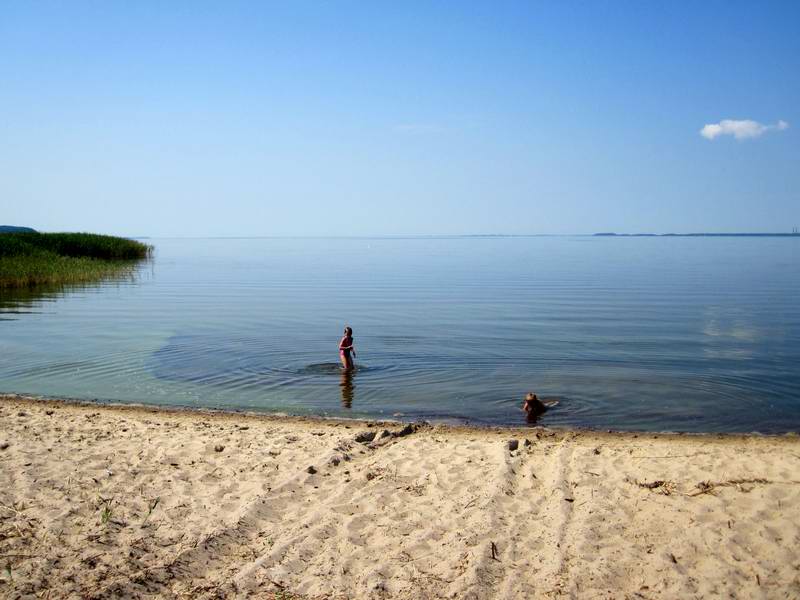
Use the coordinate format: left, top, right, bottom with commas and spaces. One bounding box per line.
88, 426, 423, 599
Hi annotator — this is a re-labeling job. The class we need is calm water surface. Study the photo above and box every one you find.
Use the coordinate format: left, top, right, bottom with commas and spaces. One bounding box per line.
2, 237, 799, 433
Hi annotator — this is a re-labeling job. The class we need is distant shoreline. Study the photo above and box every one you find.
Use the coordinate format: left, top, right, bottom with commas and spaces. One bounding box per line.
594, 232, 800, 237
85, 233, 800, 240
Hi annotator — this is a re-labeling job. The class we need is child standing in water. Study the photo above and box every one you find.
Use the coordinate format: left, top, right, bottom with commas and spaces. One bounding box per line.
338, 326, 356, 370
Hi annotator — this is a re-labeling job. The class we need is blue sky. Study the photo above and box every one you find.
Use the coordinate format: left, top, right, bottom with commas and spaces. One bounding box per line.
1, 1, 798, 236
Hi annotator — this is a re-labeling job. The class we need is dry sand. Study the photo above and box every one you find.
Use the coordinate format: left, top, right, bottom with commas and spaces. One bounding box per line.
1, 394, 799, 599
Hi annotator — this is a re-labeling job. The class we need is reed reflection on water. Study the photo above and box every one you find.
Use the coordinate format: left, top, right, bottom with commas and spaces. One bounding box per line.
0, 265, 149, 318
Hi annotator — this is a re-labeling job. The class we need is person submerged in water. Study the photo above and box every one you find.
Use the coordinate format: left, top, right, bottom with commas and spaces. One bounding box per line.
338, 326, 356, 370
522, 392, 548, 423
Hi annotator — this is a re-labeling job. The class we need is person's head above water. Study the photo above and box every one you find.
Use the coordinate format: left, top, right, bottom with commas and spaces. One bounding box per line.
344, 326, 353, 337
523, 392, 546, 417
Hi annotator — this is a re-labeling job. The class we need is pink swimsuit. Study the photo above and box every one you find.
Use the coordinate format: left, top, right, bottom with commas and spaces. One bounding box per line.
339, 336, 353, 358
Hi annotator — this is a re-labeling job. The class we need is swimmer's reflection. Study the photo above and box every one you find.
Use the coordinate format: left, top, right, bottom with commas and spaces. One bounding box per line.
340, 369, 355, 408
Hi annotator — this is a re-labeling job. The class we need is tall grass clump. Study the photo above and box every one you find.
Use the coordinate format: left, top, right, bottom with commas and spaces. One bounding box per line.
0, 232, 152, 288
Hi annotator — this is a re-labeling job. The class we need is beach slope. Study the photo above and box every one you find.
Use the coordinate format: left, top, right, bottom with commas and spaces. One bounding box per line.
1, 394, 799, 599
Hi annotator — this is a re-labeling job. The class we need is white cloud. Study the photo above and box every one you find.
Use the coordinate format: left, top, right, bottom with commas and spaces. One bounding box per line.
700, 119, 789, 140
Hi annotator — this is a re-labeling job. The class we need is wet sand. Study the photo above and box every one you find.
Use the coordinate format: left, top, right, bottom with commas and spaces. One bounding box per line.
1, 393, 799, 599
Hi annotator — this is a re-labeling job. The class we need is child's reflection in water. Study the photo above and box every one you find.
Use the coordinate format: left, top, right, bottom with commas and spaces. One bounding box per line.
340, 369, 355, 408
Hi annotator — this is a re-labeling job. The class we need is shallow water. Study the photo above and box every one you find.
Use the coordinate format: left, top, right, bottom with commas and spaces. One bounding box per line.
1, 236, 799, 432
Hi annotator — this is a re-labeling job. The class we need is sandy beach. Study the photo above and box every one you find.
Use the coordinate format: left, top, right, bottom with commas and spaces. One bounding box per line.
1, 394, 799, 599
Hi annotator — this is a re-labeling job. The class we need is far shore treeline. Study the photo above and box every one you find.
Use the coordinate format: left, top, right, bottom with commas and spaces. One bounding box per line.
0, 231, 152, 288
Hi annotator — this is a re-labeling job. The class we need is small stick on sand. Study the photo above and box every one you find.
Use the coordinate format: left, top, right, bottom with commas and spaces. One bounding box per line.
689, 478, 770, 496
268, 578, 286, 589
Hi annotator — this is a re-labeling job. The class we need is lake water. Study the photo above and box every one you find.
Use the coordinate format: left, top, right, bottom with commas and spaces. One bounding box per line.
2, 236, 799, 433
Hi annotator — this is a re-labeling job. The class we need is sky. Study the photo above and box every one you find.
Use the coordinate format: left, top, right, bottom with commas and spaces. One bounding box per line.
1, 1, 798, 236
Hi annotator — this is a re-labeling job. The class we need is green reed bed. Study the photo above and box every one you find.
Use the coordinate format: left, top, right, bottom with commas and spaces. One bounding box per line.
0, 232, 152, 288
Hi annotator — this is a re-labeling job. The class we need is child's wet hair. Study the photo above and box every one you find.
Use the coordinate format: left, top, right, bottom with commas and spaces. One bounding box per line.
344, 326, 353, 336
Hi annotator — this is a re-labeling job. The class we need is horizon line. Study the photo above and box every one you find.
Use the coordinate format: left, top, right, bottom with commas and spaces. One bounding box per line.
119, 232, 800, 240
